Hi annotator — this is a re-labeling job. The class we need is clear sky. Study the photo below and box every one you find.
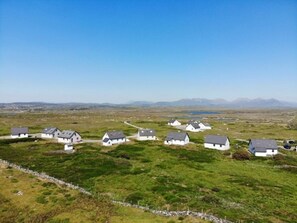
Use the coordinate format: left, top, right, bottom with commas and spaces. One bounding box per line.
0, 0, 297, 103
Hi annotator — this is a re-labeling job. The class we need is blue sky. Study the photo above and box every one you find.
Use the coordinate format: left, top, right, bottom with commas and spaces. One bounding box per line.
0, 0, 297, 103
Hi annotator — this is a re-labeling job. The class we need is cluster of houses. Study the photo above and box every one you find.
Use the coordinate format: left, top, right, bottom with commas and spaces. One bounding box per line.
10, 122, 280, 157
168, 119, 212, 132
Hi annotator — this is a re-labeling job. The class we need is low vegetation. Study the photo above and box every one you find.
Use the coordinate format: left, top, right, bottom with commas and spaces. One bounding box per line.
0, 108, 297, 222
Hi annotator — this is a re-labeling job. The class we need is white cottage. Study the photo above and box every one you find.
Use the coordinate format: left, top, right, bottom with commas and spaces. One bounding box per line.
11, 127, 29, 138
102, 131, 126, 146
137, 129, 156, 140
199, 122, 212, 130
204, 135, 230, 150
249, 139, 278, 157
58, 130, 82, 144
164, 132, 190, 146
186, 121, 201, 132
168, 119, 181, 126
41, 127, 61, 139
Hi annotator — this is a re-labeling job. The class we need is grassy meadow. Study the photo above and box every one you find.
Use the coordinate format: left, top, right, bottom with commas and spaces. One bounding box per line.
0, 108, 297, 222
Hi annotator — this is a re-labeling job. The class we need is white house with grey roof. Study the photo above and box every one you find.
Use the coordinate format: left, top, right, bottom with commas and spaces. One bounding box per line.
199, 122, 212, 130
168, 119, 181, 126
102, 131, 127, 146
186, 121, 201, 132
249, 139, 278, 157
137, 129, 156, 141
164, 132, 190, 146
204, 135, 230, 150
41, 127, 61, 139
58, 130, 82, 144
11, 127, 29, 138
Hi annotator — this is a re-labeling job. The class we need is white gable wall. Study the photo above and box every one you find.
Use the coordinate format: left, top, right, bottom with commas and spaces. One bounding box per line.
186, 124, 201, 132
199, 123, 212, 130
58, 133, 81, 144
168, 120, 181, 126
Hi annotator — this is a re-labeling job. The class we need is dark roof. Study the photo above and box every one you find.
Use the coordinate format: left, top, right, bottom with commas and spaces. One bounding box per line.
168, 119, 178, 123
59, 130, 78, 139
103, 138, 110, 142
139, 129, 156, 137
188, 120, 199, 124
166, 132, 189, 141
201, 122, 211, 127
43, 127, 59, 134
205, 135, 228, 145
250, 139, 278, 152
188, 122, 200, 129
11, 127, 28, 135
106, 131, 126, 140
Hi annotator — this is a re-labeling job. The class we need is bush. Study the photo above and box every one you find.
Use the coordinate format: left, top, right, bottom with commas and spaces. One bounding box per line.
232, 149, 250, 160
125, 192, 144, 204
36, 195, 48, 204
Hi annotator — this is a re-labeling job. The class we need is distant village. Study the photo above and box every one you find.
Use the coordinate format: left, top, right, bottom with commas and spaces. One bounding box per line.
8, 117, 293, 158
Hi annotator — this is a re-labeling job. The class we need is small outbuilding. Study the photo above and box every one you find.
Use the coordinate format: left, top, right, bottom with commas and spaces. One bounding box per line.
58, 130, 82, 144
168, 119, 181, 126
41, 127, 61, 139
204, 135, 230, 150
64, 144, 74, 151
249, 139, 278, 157
137, 129, 156, 140
164, 132, 190, 146
102, 131, 126, 146
11, 127, 29, 138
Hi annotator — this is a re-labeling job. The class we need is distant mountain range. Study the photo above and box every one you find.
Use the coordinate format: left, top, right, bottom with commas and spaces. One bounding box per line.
128, 98, 297, 108
1, 98, 297, 109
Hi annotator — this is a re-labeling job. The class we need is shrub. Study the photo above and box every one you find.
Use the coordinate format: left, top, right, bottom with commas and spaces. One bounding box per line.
201, 195, 221, 204
232, 149, 250, 160
125, 192, 144, 204
36, 195, 48, 204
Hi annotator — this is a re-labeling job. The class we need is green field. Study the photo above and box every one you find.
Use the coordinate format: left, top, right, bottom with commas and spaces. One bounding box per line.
0, 108, 297, 222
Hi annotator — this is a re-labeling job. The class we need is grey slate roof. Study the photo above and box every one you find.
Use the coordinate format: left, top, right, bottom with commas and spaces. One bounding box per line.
106, 131, 126, 140
168, 119, 177, 123
205, 135, 228, 145
188, 122, 200, 129
43, 127, 59, 134
11, 127, 28, 135
59, 130, 78, 139
250, 139, 278, 152
103, 138, 110, 143
188, 120, 199, 124
139, 129, 156, 137
166, 132, 189, 141
201, 122, 211, 127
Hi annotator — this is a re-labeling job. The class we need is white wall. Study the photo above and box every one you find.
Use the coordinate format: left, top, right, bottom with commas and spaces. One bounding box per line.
199, 123, 212, 130
11, 134, 28, 139
41, 133, 54, 139
254, 149, 278, 157
58, 133, 81, 144
64, 144, 73, 151
137, 134, 156, 141
164, 135, 189, 146
168, 120, 181, 126
185, 125, 201, 132
102, 133, 126, 145
204, 140, 230, 150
